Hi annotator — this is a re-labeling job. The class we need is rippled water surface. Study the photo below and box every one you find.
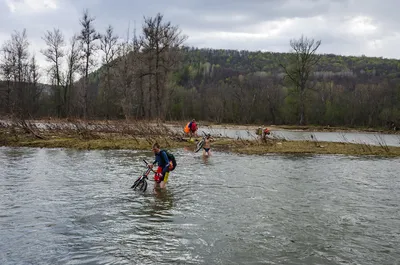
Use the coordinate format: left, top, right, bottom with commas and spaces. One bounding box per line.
1, 147, 400, 265
184, 126, 400, 147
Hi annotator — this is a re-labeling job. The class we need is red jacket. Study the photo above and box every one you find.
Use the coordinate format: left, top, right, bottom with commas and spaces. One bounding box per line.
189, 122, 197, 132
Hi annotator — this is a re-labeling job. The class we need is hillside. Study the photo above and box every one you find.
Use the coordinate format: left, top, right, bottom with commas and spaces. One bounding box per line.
79, 47, 400, 128
89, 47, 400, 82
178, 47, 400, 78
183, 49, 400, 127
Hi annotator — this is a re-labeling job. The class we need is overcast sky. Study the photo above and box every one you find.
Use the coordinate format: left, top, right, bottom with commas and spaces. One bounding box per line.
1, 0, 400, 74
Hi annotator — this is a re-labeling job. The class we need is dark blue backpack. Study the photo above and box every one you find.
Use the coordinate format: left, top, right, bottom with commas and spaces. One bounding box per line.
161, 150, 177, 171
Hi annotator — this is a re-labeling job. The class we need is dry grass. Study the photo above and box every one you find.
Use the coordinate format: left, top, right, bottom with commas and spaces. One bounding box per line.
5, 136, 190, 150
222, 139, 400, 157
0, 118, 192, 150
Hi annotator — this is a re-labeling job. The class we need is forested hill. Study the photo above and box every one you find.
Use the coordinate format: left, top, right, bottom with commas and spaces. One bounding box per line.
167, 47, 400, 128
79, 46, 400, 128
179, 47, 400, 78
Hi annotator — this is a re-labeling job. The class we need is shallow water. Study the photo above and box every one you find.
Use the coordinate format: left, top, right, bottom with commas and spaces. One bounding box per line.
1, 147, 400, 264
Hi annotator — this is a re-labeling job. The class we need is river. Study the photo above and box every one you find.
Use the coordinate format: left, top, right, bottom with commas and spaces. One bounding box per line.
1, 147, 399, 264
181, 126, 400, 147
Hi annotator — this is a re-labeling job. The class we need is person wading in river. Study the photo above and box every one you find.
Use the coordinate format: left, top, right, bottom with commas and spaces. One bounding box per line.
203, 133, 214, 156
148, 143, 176, 189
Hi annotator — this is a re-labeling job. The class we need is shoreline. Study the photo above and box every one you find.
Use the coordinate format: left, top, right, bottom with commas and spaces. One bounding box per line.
1, 118, 398, 135
1, 126, 400, 158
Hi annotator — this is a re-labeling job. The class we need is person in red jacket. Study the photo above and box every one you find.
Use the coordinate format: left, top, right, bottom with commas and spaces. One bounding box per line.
262, 127, 271, 141
187, 119, 198, 138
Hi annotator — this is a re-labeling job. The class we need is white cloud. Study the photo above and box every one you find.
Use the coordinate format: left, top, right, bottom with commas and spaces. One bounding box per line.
6, 0, 58, 14
243, 18, 295, 37
347, 16, 378, 36
202, 14, 250, 23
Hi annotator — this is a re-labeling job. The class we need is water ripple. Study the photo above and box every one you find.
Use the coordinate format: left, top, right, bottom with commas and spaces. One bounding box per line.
0, 147, 399, 264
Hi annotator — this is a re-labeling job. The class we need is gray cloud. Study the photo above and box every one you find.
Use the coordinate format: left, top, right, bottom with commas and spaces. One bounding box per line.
0, 0, 399, 76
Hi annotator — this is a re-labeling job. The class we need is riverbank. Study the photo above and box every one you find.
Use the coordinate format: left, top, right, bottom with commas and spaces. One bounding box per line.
1, 121, 400, 157
1, 118, 398, 134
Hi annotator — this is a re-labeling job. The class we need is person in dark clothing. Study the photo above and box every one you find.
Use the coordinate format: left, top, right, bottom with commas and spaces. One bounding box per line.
148, 142, 172, 189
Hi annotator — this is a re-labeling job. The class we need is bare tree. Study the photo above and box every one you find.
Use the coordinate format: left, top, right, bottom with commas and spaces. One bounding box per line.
140, 13, 187, 120
279, 35, 321, 125
77, 9, 100, 119
0, 40, 16, 114
133, 23, 146, 118
114, 25, 135, 119
41, 28, 65, 117
100, 25, 119, 118
10, 29, 30, 117
28, 55, 40, 86
12, 29, 30, 83
26, 55, 41, 116
65, 35, 80, 116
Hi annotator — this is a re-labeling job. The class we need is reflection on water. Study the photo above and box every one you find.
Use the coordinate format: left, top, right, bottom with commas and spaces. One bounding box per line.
1, 146, 400, 265
201, 153, 210, 165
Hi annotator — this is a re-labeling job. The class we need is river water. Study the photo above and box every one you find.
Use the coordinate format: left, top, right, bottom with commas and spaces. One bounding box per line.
1, 147, 399, 265
186, 127, 400, 147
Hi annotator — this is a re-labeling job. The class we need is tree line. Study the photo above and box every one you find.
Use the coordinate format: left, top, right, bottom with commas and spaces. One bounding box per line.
0, 10, 186, 121
0, 10, 399, 129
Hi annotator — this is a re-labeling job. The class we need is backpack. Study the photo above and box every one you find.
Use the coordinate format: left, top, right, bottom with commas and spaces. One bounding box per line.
161, 149, 177, 171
